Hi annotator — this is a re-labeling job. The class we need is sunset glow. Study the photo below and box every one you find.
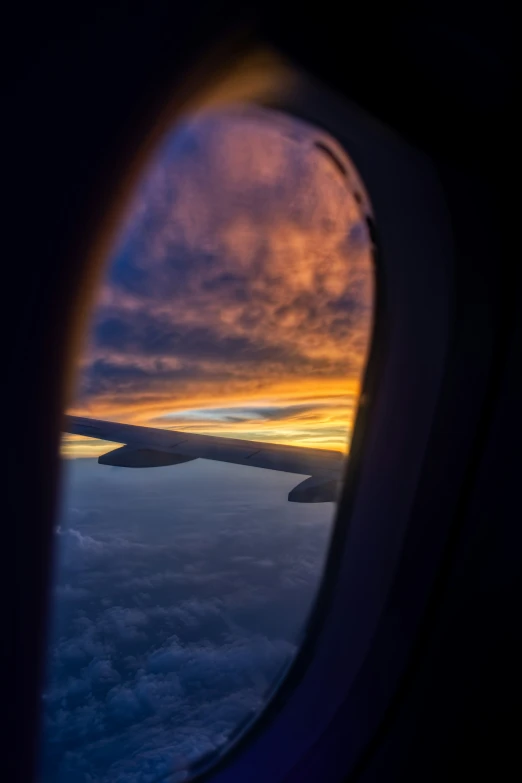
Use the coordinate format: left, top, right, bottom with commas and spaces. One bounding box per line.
64, 106, 373, 458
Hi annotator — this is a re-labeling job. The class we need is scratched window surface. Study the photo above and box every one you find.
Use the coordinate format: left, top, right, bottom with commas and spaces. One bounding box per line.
41, 106, 374, 783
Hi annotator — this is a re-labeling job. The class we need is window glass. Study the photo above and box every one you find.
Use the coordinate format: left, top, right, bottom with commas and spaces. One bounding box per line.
41, 105, 374, 783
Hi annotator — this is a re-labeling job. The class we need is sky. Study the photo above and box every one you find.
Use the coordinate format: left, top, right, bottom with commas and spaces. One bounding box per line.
41, 105, 374, 782
63, 104, 373, 458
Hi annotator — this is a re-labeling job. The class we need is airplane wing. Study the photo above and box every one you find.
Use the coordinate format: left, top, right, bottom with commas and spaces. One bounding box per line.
64, 415, 345, 502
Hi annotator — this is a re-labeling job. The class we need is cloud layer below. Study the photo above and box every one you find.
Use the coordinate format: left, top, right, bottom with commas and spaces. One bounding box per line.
41, 458, 334, 782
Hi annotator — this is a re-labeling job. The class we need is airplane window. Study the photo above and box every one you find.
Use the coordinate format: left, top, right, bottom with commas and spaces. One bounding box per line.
40, 105, 374, 782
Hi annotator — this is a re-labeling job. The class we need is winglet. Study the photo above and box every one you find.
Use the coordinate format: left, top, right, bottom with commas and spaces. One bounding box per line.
288, 475, 339, 503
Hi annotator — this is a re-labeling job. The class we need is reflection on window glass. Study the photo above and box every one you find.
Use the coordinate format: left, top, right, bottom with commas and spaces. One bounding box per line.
41, 105, 374, 782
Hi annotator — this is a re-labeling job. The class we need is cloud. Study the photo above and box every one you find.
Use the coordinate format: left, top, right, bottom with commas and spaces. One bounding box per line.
42, 458, 335, 782
66, 106, 373, 455
160, 400, 353, 424
54, 584, 92, 600
44, 625, 295, 783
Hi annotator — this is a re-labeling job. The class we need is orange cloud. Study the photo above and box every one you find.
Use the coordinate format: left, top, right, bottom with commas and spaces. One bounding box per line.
65, 106, 374, 459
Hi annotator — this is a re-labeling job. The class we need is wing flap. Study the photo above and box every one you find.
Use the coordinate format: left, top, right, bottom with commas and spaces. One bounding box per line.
98, 445, 196, 468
